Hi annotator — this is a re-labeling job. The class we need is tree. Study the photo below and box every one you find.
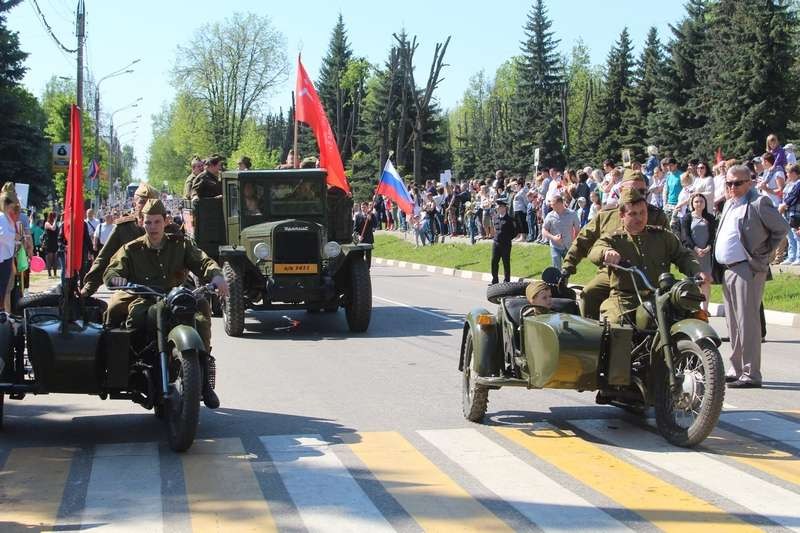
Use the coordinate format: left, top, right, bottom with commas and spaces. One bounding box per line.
588, 27, 634, 162
649, 0, 710, 162
565, 40, 601, 166
512, 0, 564, 173
230, 117, 280, 169
395, 33, 451, 183
317, 14, 354, 158
0, 4, 59, 208
172, 13, 288, 156
701, 0, 799, 159
361, 47, 401, 175
621, 27, 665, 160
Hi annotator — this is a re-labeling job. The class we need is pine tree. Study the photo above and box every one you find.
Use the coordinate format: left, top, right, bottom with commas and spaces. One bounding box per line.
621, 27, 665, 160
513, 0, 564, 173
589, 28, 634, 162
565, 39, 600, 166
650, 0, 709, 162
701, 0, 798, 159
317, 14, 354, 158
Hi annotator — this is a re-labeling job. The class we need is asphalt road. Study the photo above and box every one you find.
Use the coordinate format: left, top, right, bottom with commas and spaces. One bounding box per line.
1, 265, 799, 532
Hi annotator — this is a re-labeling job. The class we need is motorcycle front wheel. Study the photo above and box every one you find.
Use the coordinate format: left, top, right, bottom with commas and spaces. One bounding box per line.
654, 339, 725, 447
165, 348, 202, 452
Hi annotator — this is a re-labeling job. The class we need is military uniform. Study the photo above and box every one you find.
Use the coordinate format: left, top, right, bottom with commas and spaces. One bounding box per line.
588, 225, 700, 324
190, 169, 222, 199
562, 171, 669, 319
183, 172, 199, 200
103, 230, 222, 350
491, 199, 516, 284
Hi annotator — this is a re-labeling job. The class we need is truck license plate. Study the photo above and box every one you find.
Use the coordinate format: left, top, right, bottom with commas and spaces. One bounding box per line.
275, 263, 318, 274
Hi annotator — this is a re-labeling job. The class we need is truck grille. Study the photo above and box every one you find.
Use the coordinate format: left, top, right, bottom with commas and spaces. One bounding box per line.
274, 230, 320, 263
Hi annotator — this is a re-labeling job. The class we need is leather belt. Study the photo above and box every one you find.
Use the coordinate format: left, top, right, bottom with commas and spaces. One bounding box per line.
720, 260, 746, 269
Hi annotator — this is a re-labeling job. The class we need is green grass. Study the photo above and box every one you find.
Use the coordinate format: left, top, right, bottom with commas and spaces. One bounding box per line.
374, 233, 800, 314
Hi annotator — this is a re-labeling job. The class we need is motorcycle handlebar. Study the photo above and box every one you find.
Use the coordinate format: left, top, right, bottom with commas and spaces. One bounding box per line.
108, 283, 217, 298
604, 262, 658, 292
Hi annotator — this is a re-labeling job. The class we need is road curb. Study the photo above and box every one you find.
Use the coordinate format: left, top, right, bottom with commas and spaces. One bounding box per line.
373, 256, 800, 328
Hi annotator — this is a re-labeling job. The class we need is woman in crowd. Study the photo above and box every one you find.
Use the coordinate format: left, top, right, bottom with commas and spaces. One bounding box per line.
681, 192, 716, 312
30, 216, 44, 256
694, 161, 715, 211
647, 166, 665, 208
779, 163, 800, 265
44, 211, 58, 278
767, 133, 787, 169
672, 171, 696, 237
588, 191, 602, 221
0, 186, 20, 312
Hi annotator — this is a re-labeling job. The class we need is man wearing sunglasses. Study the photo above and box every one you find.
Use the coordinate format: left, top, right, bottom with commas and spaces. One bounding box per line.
714, 165, 788, 389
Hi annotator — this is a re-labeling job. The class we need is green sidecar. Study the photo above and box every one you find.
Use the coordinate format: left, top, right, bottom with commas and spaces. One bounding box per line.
458, 266, 725, 447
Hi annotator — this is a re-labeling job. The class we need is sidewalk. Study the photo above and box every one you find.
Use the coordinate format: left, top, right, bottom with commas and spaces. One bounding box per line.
373, 231, 800, 328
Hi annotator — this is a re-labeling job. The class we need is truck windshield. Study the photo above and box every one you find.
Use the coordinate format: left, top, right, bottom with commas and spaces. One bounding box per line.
268, 180, 324, 216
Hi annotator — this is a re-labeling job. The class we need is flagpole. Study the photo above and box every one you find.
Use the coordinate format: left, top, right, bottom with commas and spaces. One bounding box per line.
293, 53, 300, 169
292, 89, 298, 169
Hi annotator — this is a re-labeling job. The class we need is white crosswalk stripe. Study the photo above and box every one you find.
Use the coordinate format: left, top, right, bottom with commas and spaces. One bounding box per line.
721, 411, 800, 447
260, 434, 393, 533
419, 428, 633, 532
80, 442, 163, 533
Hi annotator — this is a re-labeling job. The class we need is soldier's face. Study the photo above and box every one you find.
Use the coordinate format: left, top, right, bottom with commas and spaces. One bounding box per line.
621, 200, 648, 234
144, 214, 165, 241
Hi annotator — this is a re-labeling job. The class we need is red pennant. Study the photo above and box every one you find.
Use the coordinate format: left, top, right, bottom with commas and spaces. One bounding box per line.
295, 57, 350, 194
64, 105, 84, 278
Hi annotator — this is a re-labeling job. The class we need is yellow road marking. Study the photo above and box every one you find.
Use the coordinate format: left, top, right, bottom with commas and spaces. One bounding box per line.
181, 438, 277, 533
349, 431, 512, 532
496, 427, 761, 533
0, 447, 75, 532
703, 428, 800, 486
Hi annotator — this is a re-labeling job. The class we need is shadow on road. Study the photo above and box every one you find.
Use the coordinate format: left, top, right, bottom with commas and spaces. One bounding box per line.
0, 404, 358, 450
239, 304, 463, 339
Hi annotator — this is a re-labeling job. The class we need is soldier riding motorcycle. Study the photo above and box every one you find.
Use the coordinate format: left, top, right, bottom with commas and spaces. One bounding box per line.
104, 199, 229, 410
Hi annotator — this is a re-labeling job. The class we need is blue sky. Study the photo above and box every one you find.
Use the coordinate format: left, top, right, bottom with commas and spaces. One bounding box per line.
7, 0, 685, 177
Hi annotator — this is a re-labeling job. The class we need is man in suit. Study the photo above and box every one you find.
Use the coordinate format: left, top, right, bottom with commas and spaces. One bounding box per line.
714, 165, 788, 388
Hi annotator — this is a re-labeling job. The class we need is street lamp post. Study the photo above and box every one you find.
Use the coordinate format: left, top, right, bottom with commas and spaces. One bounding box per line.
107, 100, 142, 195
92, 59, 140, 208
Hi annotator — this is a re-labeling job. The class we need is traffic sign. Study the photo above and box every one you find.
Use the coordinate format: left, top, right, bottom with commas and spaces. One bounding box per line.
52, 143, 70, 172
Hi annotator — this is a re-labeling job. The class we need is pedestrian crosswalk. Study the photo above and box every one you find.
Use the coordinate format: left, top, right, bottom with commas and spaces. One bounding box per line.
1, 411, 799, 532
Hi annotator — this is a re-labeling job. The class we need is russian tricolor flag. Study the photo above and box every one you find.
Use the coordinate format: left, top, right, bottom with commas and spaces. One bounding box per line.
376, 159, 414, 215
87, 159, 100, 180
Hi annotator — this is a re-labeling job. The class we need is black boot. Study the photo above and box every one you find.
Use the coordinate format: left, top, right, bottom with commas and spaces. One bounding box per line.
202, 355, 219, 409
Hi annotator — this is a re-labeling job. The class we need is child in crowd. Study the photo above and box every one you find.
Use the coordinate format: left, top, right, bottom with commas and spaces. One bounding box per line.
523, 280, 552, 317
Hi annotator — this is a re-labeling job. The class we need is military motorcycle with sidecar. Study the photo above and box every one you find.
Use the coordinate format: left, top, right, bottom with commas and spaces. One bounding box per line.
459, 265, 725, 447
0, 283, 218, 452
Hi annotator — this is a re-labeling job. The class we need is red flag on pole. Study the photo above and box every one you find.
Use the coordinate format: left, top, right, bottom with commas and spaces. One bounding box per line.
64, 104, 84, 279
295, 57, 351, 195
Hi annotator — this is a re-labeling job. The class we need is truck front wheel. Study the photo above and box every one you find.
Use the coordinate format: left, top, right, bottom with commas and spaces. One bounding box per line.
222, 262, 245, 337
344, 258, 372, 332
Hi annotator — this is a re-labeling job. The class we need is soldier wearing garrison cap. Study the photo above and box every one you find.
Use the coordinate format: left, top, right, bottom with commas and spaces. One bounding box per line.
81, 182, 161, 299
184, 156, 205, 200
190, 154, 224, 199
523, 280, 553, 317
589, 187, 703, 325
561, 167, 669, 319
104, 197, 228, 408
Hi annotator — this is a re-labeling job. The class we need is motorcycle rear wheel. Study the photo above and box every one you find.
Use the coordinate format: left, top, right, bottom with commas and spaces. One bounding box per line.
462, 334, 489, 422
654, 339, 724, 447
166, 348, 202, 452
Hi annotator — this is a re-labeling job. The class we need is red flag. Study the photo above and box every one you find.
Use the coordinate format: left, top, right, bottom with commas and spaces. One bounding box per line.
715, 147, 723, 164
64, 104, 84, 278
295, 57, 350, 194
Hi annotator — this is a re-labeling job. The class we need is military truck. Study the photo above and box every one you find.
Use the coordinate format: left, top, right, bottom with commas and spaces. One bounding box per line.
183, 169, 372, 336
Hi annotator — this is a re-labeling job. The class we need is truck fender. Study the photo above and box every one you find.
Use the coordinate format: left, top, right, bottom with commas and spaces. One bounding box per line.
459, 307, 501, 377
168, 325, 207, 355
670, 318, 722, 348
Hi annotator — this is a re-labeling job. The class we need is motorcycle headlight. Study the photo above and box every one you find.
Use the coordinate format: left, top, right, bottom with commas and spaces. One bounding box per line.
669, 280, 704, 314
254, 242, 271, 260
323, 241, 342, 259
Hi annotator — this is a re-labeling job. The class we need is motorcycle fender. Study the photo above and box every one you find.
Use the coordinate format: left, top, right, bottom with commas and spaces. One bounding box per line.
167, 325, 206, 355
670, 319, 721, 348
459, 307, 501, 377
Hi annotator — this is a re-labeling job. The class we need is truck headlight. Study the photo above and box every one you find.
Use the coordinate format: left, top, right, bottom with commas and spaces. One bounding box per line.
254, 242, 271, 260
323, 241, 342, 259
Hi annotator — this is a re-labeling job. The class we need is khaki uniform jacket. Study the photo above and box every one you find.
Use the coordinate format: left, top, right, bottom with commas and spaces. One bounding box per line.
103, 233, 222, 292
183, 173, 198, 200
589, 225, 701, 299
562, 204, 668, 275
190, 170, 222, 199
82, 215, 144, 295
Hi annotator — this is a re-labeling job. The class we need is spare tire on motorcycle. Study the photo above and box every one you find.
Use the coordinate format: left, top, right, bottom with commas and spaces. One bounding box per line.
487, 281, 528, 304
